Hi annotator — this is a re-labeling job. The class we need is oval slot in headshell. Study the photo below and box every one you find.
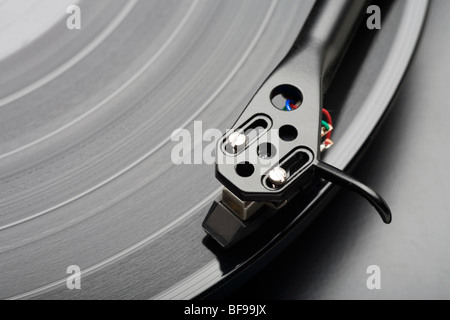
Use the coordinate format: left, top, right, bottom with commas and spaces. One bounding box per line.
222, 114, 272, 155
264, 148, 313, 189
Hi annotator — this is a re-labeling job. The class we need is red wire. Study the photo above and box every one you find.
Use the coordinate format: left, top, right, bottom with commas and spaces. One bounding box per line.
322, 108, 332, 125
322, 108, 332, 140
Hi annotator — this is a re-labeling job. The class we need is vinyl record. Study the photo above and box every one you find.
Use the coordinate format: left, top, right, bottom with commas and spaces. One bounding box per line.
0, 0, 427, 299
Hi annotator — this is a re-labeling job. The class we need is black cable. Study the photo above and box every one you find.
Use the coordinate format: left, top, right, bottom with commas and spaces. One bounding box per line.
315, 161, 392, 224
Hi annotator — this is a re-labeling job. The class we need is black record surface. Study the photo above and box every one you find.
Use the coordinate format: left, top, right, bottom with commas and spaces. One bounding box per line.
0, 0, 427, 299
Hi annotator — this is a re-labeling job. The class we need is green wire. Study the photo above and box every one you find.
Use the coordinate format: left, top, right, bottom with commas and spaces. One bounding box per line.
321, 120, 330, 131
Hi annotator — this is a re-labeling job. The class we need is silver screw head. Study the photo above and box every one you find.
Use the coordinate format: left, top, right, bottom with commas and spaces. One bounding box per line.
228, 132, 247, 152
268, 166, 287, 187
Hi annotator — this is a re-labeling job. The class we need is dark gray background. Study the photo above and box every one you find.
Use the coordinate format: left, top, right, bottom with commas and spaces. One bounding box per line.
234, 0, 450, 299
